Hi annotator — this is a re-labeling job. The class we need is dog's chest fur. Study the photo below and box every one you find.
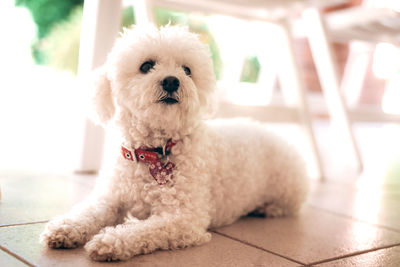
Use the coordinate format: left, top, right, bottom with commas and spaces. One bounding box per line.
111, 119, 286, 228
112, 139, 213, 221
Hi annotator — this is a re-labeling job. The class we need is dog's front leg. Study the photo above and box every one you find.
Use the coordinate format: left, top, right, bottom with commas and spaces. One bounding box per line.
85, 213, 211, 261
41, 196, 122, 249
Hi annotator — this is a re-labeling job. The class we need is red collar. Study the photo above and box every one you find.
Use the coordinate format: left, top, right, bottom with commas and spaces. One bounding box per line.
121, 140, 176, 185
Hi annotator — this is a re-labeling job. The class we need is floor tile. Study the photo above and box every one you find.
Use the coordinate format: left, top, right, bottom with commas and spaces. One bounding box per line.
215, 206, 400, 265
0, 223, 297, 267
0, 172, 95, 226
308, 179, 400, 231
316, 245, 400, 266
0, 249, 29, 267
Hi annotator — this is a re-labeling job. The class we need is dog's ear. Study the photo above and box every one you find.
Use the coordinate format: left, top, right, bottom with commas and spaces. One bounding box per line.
90, 66, 115, 124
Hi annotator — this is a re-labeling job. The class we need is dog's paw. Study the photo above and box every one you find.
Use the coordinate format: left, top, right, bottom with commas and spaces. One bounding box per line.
85, 231, 128, 262
40, 218, 87, 249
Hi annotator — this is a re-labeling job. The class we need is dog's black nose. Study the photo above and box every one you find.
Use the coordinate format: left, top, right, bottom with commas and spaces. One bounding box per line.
161, 76, 180, 93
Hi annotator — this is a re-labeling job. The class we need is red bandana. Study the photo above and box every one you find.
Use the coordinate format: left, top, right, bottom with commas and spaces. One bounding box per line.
121, 140, 176, 185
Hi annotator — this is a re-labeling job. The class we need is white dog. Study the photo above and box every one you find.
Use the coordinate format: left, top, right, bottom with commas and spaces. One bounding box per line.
41, 25, 309, 261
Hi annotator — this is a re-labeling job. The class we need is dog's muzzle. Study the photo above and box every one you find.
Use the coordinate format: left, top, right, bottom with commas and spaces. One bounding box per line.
159, 76, 179, 104
162, 76, 179, 93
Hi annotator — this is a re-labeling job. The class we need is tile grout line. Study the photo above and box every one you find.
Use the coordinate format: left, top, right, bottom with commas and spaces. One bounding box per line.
0, 245, 36, 267
0, 220, 49, 228
213, 231, 307, 266
307, 243, 400, 266
307, 204, 400, 234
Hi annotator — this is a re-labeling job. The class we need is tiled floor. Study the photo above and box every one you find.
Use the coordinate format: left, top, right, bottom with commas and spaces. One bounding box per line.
1, 124, 400, 266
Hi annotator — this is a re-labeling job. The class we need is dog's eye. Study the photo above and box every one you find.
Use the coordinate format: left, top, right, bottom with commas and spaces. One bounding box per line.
183, 66, 191, 76
140, 60, 155, 74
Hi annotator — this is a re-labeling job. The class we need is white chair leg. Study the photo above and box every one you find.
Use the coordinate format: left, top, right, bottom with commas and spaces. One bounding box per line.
133, 0, 156, 25
76, 0, 122, 173
303, 7, 364, 172
341, 41, 373, 107
274, 18, 325, 180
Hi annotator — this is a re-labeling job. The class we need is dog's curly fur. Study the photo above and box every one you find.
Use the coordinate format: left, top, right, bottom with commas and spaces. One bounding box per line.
40, 25, 309, 261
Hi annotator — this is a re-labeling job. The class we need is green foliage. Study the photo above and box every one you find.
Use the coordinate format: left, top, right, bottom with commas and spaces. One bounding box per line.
30, 5, 136, 74
15, 0, 83, 64
122, 6, 135, 28
240, 56, 261, 83
15, 0, 83, 39
42, 6, 82, 75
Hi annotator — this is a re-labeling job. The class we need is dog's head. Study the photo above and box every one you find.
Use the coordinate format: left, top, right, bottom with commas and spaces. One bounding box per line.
92, 25, 216, 135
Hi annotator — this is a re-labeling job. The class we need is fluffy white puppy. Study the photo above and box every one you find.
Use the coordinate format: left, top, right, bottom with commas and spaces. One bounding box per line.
41, 25, 309, 261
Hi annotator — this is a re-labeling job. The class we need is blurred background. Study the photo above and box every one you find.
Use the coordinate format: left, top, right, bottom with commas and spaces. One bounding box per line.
0, 0, 399, 182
